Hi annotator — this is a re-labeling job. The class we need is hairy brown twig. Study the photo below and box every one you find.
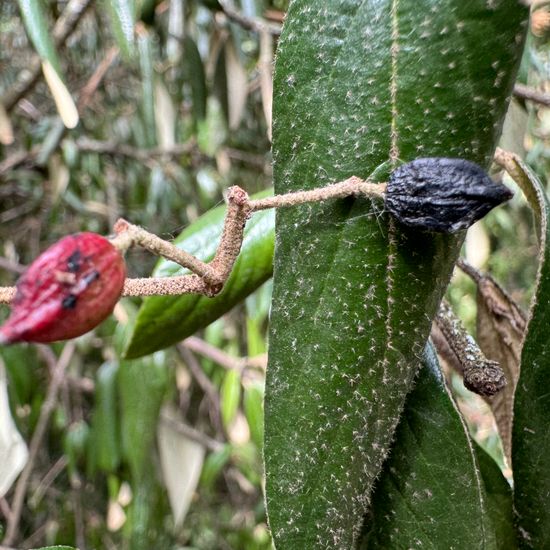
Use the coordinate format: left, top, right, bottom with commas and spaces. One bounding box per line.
432, 300, 506, 397
0, 176, 383, 305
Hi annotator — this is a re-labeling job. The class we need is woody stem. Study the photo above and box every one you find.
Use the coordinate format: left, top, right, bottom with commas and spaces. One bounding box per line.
0, 176, 383, 303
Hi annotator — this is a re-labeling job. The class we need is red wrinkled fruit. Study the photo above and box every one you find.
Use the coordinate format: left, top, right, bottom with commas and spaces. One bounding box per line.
0, 233, 126, 344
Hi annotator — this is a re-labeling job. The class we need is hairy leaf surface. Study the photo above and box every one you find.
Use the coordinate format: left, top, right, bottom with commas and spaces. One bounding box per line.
361, 345, 515, 548
504, 154, 550, 548
265, 1, 527, 548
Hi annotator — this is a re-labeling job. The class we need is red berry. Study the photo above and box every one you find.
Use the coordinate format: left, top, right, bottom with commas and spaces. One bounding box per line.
0, 233, 126, 344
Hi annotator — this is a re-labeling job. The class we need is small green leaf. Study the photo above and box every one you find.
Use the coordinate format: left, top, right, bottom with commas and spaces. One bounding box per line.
125, 190, 274, 358
183, 36, 207, 121
506, 155, 550, 548
118, 353, 168, 480
105, 0, 135, 59
200, 444, 232, 490
90, 361, 121, 473
361, 345, 515, 548
244, 383, 264, 450
220, 369, 241, 430
17, 0, 61, 73
64, 420, 90, 477
17, 0, 79, 128
138, 29, 156, 148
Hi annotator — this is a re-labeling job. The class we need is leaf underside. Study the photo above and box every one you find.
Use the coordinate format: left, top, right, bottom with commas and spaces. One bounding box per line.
361, 344, 515, 549
508, 158, 550, 548
265, 1, 526, 549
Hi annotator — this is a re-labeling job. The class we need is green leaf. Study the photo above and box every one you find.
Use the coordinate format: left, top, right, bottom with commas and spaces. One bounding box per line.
264, 1, 527, 548
17, 0, 79, 128
64, 420, 90, 477
200, 444, 232, 490
17, 0, 61, 73
220, 369, 241, 430
118, 353, 168, 480
506, 155, 550, 548
183, 36, 207, 122
30, 547, 77, 550
125, 191, 274, 358
90, 361, 121, 473
476, 444, 516, 548
361, 344, 515, 548
105, 0, 135, 59
138, 29, 156, 148
1, 344, 40, 412
244, 383, 264, 450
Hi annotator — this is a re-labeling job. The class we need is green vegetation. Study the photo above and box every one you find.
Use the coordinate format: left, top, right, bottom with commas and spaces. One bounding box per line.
1, 0, 550, 549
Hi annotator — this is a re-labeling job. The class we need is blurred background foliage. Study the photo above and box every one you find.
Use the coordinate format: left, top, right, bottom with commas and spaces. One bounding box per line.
0, 0, 280, 547
0, 0, 547, 548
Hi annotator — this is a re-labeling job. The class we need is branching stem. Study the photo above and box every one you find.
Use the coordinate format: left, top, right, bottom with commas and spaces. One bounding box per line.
0, 177, 383, 303
432, 300, 506, 397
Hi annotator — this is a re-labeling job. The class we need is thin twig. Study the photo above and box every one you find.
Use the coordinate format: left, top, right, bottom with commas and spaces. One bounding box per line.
75, 137, 195, 160
3, 343, 75, 546
248, 177, 384, 211
178, 345, 220, 408
433, 300, 506, 397
159, 412, 224, 452
0, 499, 12, 522
0, 139, 265, 177
183, 337, 243, 371
1, 0, 94, 112
177, 344, 224, 434
0, 176, 383, 304
78, 47, 119, 111
513, 83, 550, 107
28, 456, 69, 509
112, 219, 218, 284
183, 336, 266, 371
218, 0, 282, 36
456, 257, 483, 283
0, 258, 25, 275
0, 149, 38, 177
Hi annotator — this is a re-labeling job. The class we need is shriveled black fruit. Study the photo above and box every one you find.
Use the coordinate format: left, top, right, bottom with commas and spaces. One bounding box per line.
385, 158, 513, 233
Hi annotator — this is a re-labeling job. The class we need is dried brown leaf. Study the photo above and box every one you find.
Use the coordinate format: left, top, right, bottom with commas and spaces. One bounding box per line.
459, 258, 527, 464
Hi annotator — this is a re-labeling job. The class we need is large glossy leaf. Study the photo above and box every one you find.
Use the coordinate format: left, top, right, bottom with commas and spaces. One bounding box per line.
125, 191, 274, 358
504, 154, 550, 548
265, 1, 527, 548
361, 344, 516, 548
